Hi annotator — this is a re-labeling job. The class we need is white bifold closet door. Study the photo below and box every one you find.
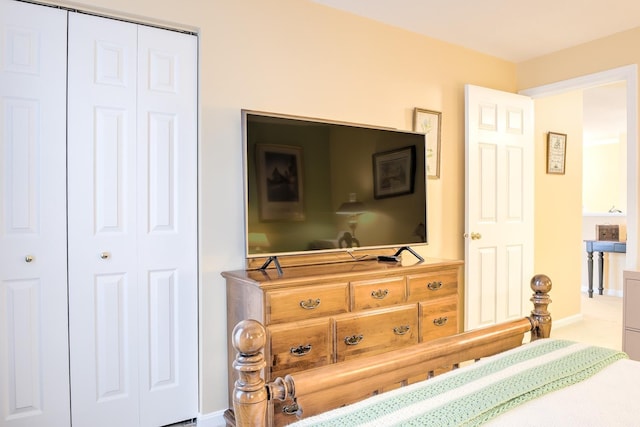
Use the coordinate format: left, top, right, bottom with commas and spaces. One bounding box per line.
0, 1, 70, 427
67, 12, 198, 427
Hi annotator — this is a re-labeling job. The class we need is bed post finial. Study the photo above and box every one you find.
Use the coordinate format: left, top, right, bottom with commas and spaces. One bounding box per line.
231, 319, 268, 427
530, 274, 552, 340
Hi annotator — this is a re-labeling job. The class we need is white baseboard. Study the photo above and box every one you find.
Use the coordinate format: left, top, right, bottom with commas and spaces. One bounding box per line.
197, 410, 226, 427
580, 286, 623, 298
552, 313, 584, 329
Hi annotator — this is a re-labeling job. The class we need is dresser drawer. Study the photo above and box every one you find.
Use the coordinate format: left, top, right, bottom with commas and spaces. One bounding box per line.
267, 319, 332, 379
406, 270, 457, 302
419, 295, 458, 341
335, 305, 418, 362
266, 283, 349, 324
350, 276, 406, 310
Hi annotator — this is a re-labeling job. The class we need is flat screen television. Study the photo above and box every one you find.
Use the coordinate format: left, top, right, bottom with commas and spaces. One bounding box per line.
243, 110, 428, 264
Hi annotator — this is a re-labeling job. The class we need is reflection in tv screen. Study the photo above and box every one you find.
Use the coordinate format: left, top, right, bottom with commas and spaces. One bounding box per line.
243, 110, 428, 258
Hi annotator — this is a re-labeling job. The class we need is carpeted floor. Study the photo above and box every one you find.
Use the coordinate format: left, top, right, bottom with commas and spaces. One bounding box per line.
551, 293, 623, 350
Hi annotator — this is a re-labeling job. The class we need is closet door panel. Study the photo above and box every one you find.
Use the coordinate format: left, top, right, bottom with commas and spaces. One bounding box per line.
67, 13, 140, 427
68, 13, 198, 427
0, 2, 69, 426
137, 26, 198, 426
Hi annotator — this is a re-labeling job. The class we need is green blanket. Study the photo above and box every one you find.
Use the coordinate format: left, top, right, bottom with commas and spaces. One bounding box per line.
290, 339, 627, 427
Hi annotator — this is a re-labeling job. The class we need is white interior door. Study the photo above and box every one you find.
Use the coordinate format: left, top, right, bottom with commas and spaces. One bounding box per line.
67, 12, 140, 427
0, 2, 70, 426
67, 12, 198, 427
464, 84, 534, 330
136, 24, 198, 427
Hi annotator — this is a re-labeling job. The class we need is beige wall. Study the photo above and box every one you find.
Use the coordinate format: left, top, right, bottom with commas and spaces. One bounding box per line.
583, 136, 627, 213
533, 91, 584, 320
518, 28, 640, 322
45, 0, 519, 415
518, 27, 640, 90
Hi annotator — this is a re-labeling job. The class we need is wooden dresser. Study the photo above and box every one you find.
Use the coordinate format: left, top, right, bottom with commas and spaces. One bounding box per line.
223, 258, 463, 426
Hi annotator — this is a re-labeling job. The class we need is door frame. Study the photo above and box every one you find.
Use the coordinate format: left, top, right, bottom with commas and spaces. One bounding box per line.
520, 64, 638, 273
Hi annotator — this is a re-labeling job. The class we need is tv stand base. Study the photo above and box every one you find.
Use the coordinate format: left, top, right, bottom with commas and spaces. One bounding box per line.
259, 256, 283, 276
393, 246, 425, 262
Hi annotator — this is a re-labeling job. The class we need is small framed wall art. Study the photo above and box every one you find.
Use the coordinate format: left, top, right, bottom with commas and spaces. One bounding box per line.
413, 108, 441, 179
546, 131, 567, 174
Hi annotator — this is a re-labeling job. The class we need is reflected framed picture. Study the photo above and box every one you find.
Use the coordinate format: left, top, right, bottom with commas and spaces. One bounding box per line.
255, 144, 305, 221
546, 132, 567, 174
373, 145, 416, 199
413, 108, 441, 179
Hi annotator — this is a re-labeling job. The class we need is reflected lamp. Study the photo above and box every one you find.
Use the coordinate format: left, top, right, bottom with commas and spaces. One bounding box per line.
336, 193, 366, 243
248, 232, 270, 253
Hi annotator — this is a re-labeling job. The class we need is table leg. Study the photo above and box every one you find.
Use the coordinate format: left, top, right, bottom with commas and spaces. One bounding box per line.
598, 251, 604, 296
587, 250, 594, 298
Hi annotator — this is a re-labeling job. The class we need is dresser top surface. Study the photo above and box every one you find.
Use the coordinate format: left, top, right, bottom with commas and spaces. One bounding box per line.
222, 258, 463, 287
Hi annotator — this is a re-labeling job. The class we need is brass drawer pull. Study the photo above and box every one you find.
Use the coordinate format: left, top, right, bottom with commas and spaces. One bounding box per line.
433, 316, 448, 327
299, 298, 321, 310
393, 325, 410, 335
25, 255, 34, 263
290, 344, 312, 357
344, 334, 363, 346
427, 281, 443, 291
282, 402, 300, 416
371, 288, 389, 299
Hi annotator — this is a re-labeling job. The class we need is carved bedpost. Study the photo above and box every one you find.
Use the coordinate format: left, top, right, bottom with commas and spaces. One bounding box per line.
529, 274, 552, 340
231, 319, 268, 427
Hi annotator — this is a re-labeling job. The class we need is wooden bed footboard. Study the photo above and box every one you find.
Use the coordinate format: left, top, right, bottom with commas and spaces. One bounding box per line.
229, 274, 552, 427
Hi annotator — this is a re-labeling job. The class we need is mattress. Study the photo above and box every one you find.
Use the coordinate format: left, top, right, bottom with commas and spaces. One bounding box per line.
289, 339, 631, 426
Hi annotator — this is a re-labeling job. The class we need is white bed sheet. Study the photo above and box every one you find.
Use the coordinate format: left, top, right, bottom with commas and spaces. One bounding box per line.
486, 358, 640, 426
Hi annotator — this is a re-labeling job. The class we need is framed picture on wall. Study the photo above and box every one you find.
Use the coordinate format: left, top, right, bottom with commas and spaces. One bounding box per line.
546, 132, 567, 174
413, 108, 441, 179
255, 144, 305, 221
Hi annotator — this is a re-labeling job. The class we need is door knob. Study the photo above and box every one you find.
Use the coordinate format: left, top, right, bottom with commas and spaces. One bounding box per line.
465, 232, 482, 240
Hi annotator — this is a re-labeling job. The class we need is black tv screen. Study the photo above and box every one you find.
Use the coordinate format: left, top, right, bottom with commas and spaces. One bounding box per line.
243, 110, 428, 258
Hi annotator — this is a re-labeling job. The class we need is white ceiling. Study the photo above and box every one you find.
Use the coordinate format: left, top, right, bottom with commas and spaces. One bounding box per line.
310, 0, 640, 63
